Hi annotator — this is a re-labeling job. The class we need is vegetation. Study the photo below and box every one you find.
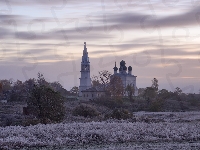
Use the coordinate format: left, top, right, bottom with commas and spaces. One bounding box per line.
3, 112, 200, 149
27, 73, 65, 124
158, 89, 171, 100
125, 84, 135, 101
148, 98, 164, 112
143, 87, 157, 99
72, 104, 99, 118
151, 78, 159, 92
1, 72, 200, 128
107, 75, 124, 99
92, 70, 112, 90
105, 108, 133, 120
0, 75, 70, 103
93, 97, 123, 109
70, 86, 79, 95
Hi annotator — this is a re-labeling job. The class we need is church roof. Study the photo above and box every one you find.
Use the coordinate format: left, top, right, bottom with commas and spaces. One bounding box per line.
81, 85, 105, 92
120, 60, 126, 67
111, 73, 137, 77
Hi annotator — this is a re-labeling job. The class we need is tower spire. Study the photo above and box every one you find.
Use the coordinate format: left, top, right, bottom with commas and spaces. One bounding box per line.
84, 42, 86, 50
82, 42, 89, 62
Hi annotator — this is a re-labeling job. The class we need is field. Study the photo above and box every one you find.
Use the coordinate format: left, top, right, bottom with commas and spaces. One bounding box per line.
1, 112, 200, 149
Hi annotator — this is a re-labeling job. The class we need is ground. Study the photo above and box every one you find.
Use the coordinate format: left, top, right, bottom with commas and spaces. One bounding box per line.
1, 111, 200, 149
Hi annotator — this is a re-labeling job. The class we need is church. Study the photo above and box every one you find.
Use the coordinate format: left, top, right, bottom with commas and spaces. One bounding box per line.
111, 60, 138, 96
79, 42, 138, 100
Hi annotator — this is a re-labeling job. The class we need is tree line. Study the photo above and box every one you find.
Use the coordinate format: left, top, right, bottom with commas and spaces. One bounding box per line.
0, 73, 70, 124
0, 70, 199, 124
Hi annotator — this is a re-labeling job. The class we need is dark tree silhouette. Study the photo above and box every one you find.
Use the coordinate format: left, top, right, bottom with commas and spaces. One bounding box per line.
27, 73, 65, 124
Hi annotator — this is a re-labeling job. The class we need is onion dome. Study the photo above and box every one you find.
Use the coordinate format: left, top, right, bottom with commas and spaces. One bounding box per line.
123, 66, 127, 70
120, 60, 126, 67
113, 62, 118, 71
128, 66, 132, 71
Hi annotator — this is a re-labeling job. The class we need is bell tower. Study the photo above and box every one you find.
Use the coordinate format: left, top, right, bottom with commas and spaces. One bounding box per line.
79, 42, 91, 96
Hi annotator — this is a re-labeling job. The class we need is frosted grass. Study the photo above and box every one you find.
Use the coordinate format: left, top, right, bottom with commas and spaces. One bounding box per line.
1, 112, 200, 149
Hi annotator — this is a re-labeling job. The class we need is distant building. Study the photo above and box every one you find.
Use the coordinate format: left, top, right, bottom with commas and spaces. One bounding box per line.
79, 42, 92, 97
110, 60, 138, 96
81, 87, 106, 101
79, 42, 138, 100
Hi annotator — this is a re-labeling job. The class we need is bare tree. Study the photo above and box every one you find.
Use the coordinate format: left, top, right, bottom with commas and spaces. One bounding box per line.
174, 87, 182, 96
107, 75, 124, 99
91, 75, 101, 87
151, 78, 159, 91
92, 70, 112, 90
70, 86, 79, 95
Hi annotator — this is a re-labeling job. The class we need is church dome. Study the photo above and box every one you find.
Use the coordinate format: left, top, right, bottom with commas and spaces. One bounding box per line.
128, 66, 132, 71
120, 60, 126, 67
123, 66, 127, 70
113, 62, 118, 71
113, 66, 118, 71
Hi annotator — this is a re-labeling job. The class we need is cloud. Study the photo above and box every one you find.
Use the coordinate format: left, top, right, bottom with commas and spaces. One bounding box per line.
1, 4, 199, 43
102, 6, 200, 30
23, 48, 51, 55
154, 6, 200, 28
0, 0, 131, 6
0, 0, 66, 6
0, 14, 28, 26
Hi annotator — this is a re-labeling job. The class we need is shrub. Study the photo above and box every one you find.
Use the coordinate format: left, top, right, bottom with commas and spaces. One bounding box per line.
22, 118, 41, 126
148, 99, 164, 112
27, 84, 65, 124
189, 98, 199, 106
93, 98, 122, 109
1, 115, 15, 126
0, 114, 23, 127
72, 104, 99, 118
105, 108, 133, 120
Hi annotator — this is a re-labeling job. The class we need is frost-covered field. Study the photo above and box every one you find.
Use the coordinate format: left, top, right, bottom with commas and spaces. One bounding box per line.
1, 112, 200, 150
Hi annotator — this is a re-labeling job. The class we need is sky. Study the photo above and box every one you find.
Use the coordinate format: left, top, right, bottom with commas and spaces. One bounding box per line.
0, 0, 200, 93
